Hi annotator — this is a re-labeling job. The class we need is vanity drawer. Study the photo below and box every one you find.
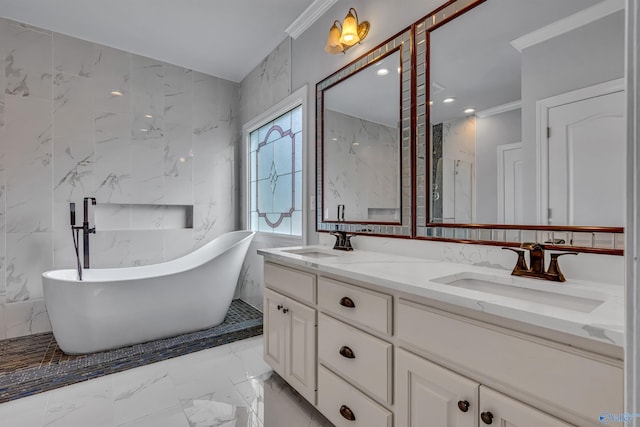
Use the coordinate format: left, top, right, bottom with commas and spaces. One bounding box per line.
318, 277, 392, 336
264, 262, 316, 304
318, 365, 392, 427
318, 313, 393, 404
397, 299, 623, 425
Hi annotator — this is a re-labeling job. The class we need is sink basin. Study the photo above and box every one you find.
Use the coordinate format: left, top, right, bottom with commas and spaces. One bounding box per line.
282, 248, 340, 258
432, 273, 606, 313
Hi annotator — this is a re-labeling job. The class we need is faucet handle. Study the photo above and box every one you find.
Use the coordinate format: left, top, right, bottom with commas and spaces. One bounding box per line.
502, 247, 528, 274
343, 234, 354, 251
546, 252, 578, 282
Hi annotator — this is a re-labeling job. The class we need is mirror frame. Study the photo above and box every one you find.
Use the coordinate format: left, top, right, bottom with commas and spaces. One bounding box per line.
413, 0, 624, 255
316, 27, 414, 238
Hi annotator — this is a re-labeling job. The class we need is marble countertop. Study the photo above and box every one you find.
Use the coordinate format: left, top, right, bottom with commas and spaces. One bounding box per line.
258, 246, 624, 348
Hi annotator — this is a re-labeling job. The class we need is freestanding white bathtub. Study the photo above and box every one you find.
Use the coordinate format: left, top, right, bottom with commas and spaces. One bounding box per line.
42, 230, 255, 354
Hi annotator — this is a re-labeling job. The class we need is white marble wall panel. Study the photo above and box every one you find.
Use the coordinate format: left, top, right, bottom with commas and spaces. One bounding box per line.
162, 229, 195, 262
94, 111, 132, 203
4, 21, 52, 100
0, 19, 6, 129
5, 232, 52, 302
93, 45, 131, 114
53, 33, 95, 78
53, 73, 95, 203
0, 303, 5, 340
92, 231, 132, 269
239, 38, 291, 126
4, 95, 52, 234
5, 299, 51, 338
164, 65, 193, 205
130, 231, 164, 266
0, 171, 5, 302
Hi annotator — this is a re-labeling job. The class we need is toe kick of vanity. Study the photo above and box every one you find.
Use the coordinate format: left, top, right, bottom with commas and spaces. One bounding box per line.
259, 254, 623, 427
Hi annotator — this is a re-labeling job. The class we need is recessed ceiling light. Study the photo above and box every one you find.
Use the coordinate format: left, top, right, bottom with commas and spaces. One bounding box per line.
332, 138, 338, 141
139, 129, 149, 132
443, 97, 456, 103
377, 68, 389, 76
429, 101, 434, 105
397, 67, 401, 74
111, 91, 123, 96
144, 114, 153, 119
352, 142, 360, 146
464, 108, 476, 114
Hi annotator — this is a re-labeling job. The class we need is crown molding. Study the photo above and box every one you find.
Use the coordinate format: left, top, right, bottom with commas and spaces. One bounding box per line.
510, 0, 624, 52
476, 100, 521, 118
285, 0, 339, 39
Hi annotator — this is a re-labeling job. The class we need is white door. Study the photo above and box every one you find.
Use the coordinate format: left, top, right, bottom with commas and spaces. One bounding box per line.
478, 387, 573, 427
547, 90, 625, 226
396, 348, 479, 427
497, 143, 523, 224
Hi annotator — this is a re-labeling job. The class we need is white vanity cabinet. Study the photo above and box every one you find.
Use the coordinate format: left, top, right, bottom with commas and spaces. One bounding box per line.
396, 348, 572, 427
263, 263, 317, 404
260, 255, 623, 427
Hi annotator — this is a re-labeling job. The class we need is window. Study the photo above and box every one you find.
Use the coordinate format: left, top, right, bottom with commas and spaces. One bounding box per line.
246, 89, 306, 237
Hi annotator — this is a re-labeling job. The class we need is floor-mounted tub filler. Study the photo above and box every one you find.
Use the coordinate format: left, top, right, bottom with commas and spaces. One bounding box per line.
42, 230, 255, 354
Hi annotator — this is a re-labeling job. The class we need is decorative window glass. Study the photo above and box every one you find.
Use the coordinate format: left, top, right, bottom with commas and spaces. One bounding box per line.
249, 105, 303, 235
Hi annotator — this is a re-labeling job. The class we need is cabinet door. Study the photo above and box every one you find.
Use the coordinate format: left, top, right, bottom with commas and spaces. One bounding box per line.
264, 288, 287, 377
396, 349, 479, 427
285, 297, 317, 404
479, 387, 574, 427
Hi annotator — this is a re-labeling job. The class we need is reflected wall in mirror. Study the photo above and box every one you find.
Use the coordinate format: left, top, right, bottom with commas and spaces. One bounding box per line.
417, 0, 625, 230
316, 28, 413, 237
323, 50, 401, 223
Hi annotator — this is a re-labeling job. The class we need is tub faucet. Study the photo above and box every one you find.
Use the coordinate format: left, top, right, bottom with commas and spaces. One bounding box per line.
82, 198, 97, 268
502, 243, 577, 282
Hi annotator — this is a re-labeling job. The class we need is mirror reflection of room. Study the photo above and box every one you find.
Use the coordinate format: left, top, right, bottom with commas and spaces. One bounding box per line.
323, 50, 402, 223
428, 0, 625, 227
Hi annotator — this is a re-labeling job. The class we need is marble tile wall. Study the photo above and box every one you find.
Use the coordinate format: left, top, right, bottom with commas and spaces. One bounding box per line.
0, 18, 240, 338
236, 37, 294, 310
323, 109, 400, 221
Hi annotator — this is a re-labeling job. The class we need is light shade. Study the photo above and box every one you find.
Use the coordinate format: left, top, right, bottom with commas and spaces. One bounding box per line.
339, 9, 359, 46
324, 21, 344, 54
324, 8, 369, 55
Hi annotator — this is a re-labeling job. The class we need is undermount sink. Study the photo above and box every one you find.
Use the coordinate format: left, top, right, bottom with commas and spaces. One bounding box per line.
282, 248, 340, 258
432, 273, 606, 313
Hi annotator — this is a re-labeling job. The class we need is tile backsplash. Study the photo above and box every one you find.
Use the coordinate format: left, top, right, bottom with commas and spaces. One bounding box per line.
0, 18, 240, 338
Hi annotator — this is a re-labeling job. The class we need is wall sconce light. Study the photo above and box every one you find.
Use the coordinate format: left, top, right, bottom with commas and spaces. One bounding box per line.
324, 8, 370, 54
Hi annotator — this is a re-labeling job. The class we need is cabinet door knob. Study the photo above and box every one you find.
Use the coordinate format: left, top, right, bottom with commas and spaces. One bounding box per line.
282, 308, 289, 314
457, 400, 470, 412
339, 346, 356, 359
480, 411, 494, 424
277, 305, 283, 311
339, 296, 355, 308
339, 405, 356, 421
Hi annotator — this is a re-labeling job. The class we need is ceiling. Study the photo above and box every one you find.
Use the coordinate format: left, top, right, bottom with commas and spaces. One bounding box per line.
0, 0, 317, 82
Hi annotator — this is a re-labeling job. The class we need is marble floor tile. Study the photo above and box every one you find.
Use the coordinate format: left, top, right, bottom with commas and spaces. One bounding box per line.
0, 337, 334, 427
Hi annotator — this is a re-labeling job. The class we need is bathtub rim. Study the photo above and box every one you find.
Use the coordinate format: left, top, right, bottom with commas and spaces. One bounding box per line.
42, 229, 255, 283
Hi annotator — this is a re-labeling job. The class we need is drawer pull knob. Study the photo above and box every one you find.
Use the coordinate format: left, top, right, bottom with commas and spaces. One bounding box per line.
339, 405, 356, 421
339, 296, 356, 308
277, 305, 283, 311
480, 411, 494, 424
457, 400, 469, 412
339, 346, 356, 359
282, 308, 289, 314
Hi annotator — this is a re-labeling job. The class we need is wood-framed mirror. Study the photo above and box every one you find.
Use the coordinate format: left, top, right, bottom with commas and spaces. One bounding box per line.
316, 27, 413, 237
414, 0, 625, 254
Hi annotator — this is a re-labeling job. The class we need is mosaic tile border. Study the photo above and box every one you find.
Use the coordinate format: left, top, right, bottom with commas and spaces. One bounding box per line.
0, 299, 263, 404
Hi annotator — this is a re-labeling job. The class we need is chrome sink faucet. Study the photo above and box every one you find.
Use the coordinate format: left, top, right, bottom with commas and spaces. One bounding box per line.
503, 243, 577, 282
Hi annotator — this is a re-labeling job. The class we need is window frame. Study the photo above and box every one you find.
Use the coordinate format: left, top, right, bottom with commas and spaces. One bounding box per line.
242, 86, 308, 243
